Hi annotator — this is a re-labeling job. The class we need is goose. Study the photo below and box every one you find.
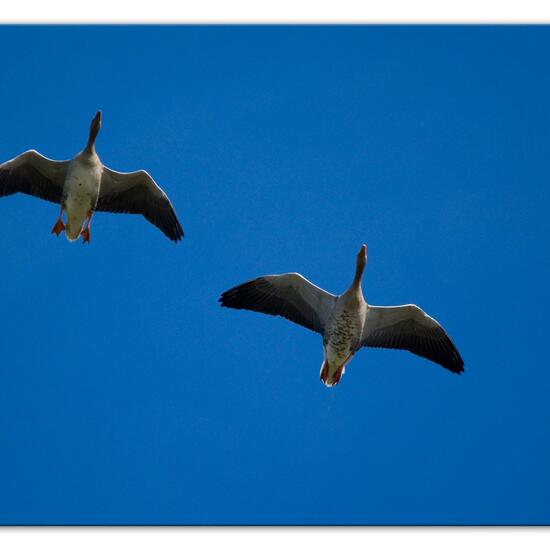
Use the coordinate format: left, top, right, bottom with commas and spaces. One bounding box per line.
219, 245, 464, 387
0, 111, 184, 243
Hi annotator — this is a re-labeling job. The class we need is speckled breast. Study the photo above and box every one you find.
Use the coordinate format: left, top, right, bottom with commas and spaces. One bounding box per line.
323, 309, 364, 365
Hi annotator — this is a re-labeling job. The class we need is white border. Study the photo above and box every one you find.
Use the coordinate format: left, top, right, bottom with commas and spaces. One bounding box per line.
0, 4, 549, 548
0, 527, 549, 550
1, 0, 550, 23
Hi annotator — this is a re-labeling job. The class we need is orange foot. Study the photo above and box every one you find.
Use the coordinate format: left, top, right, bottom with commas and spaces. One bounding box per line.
320, 360, 330, 383
80, 227, 91, 244
51, 219, 65, 236
333, 365, 345, 385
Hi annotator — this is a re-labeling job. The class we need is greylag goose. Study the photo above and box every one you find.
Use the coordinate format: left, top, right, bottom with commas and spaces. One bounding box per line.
0, 112, 183, 243
219, 245, 464, 387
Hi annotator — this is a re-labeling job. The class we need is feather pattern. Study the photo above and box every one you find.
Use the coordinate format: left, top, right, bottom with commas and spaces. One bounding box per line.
219, 273, 337, 334
96, 167, 184, 242
0, 150, 68, 204
362, 304, 464, 373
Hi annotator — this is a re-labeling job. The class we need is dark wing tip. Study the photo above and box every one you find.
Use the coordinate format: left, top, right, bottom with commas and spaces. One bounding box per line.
364, 321, 465, 376
448, 361, 465, 375
167, 218, 184, 242
154, 198, 184, 242
439, 333, 465, 374
95, 178, 184, 242
453, 355, 465, 374
145, 202, 184, 242
218, 279, 260, 309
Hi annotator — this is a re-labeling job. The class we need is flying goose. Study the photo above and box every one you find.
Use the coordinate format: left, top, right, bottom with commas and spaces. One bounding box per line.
0, 112, 184, 243
219, 245, 464, 387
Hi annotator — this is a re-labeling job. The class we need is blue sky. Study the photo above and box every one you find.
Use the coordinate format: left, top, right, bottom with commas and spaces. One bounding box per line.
0, 25, 548, 525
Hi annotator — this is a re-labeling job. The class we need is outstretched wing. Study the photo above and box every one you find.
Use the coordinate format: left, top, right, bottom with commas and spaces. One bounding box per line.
0, 150, 68, 204
96, 167, 184, 242
362, 304, 464, 373
219, 273, 337, 334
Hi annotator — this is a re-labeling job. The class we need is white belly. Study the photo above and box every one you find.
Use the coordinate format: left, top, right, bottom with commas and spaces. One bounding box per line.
63, 161, 101, 241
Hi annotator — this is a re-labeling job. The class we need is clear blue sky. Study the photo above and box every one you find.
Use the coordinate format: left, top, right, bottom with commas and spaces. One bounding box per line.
0, 25, 548, 525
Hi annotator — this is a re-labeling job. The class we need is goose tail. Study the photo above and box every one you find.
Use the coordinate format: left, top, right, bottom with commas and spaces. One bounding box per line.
319, 359, 345, 387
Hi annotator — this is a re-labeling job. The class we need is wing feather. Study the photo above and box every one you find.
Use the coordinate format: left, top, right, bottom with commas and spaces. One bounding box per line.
0, 150, 68, 204
96, 167, 184, 242
219, 273, 337, 334
362, 304, 464, 373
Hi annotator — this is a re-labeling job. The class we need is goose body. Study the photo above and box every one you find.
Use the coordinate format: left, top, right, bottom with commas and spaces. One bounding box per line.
322, 287, 366, 386
219, 245, 464, 387
0, 112, 184, 243
62, 152, 102, 241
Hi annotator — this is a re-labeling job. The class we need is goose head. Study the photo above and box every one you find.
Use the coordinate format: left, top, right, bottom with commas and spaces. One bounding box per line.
352, 244, 367, 288
84, 111, 102, 154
